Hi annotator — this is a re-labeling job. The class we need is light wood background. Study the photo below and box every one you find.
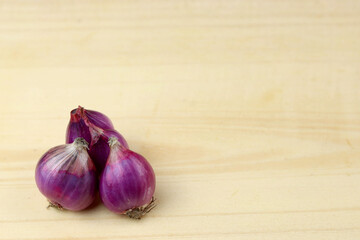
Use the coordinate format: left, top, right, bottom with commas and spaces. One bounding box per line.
1, 0, 360, 239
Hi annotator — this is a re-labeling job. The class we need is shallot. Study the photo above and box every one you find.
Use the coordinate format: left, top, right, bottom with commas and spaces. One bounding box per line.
35, 138, 97, 211
100, 137, 156, 219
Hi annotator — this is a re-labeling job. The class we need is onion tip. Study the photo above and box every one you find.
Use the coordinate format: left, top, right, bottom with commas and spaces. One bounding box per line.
108, 137, 119, 148
72, 137, 89, 150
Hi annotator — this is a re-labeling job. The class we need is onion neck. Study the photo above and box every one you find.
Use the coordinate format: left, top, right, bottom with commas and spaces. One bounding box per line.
72, 137, 89, 151
70, 112, 81, 122
77, 105, 84, 115
108, 137, 126, 151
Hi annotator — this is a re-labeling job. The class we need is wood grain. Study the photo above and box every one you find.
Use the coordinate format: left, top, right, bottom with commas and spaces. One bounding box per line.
0, 0, 360, 239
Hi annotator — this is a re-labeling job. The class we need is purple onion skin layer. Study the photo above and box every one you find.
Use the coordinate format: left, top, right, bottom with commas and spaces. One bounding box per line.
100, 139, 155, 214
65, 109, 92, 144
89, 129, 129, 173
35, 138, 97, 211
83, 108, 114, 130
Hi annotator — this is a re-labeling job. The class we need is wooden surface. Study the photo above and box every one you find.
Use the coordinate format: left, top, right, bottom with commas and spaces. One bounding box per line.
1, 0, 360, 239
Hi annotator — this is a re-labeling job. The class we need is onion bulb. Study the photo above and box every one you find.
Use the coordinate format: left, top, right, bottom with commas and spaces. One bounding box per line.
35, 138, 97, 211
100, 137, 156, 219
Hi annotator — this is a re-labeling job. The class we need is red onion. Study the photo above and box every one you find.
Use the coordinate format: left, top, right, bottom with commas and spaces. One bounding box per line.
35, 138, 97, 211
100, 137, 156, 219
66, 106, 114, 145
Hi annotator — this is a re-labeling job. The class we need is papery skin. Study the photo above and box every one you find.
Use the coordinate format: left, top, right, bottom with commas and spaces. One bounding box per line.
66, 108, 92, 144
83, 108, 114, 130
35, 138, 97, 211
89, 129, 129, 173
100, 140, 155, 214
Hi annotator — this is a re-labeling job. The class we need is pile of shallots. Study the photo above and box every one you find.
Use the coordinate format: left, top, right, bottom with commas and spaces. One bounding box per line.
35, 106, 156, 219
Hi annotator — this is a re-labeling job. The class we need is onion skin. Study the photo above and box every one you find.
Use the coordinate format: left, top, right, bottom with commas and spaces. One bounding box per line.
100, 138, 155, 216
89, 129, 129, 173
82, 108, 114, 130
65, 109, 92, 144
35, 138, 97, 211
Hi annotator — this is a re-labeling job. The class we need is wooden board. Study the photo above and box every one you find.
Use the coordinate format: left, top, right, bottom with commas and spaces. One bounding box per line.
1, 0, 360, 239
